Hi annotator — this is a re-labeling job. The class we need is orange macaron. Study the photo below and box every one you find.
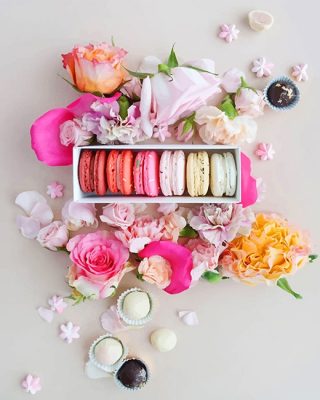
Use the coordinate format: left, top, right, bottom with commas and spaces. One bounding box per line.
118, 150, 134, 195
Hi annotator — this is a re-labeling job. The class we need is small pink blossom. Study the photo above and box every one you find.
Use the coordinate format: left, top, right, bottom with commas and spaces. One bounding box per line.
21, 374, 42, 395
48, 295, 67, 314
291, 63, 308, 82
255, 142, 275, 161
59, 321, 80, 344
157, 203, 178, 215
251, 57, 274, 78
218, 24, 239, 43
46, 181, 64, 199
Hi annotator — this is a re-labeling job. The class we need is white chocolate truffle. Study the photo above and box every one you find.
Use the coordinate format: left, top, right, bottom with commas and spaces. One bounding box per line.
150, 328, 177, 352
94, 337, 123, 366
122, 291, 151, 321
248, 10, 274, 32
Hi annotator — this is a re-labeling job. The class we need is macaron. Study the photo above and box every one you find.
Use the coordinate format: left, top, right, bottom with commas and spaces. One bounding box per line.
93, 150, 107, 195
187, 151, 209, 197
210, 153, 226, 197
143, 151, 160, 197
160, 150, 185, 196
78, 150, 94, 193
134, 152, 145, 195
106, 150, 119, 193
118, 150, 134, 195
224, 152, 237, 196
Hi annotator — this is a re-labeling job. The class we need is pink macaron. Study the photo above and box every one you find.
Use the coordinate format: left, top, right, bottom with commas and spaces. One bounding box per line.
160, 150, 185, 196
134, 152, 145, 195
143, 151, 160, 197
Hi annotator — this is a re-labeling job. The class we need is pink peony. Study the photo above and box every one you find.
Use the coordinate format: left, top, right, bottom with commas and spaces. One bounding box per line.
234, 88, 265, 117
60, 119, 93, 146
138, 255, 172, 289
100, 203, 135, 229
188, 204, 253, 247
36, 221, 69, 251
66, 231, 130, 299
160, 212, 186, 242
185, 238, 221, 282
138, 241, 193, 294
115, 216, 165, 253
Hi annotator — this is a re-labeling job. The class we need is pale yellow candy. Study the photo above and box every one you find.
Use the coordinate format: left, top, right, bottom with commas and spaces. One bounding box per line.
122, 291, 151, 320
94, 337, 123, 366
150, 328, 177, 352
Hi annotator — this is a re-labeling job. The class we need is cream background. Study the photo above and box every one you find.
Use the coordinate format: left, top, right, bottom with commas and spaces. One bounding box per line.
1, 0, 320, 398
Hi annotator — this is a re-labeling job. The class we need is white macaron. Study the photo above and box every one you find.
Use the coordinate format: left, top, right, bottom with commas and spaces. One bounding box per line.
210, 153, 226, 196
224, 152, 237, 196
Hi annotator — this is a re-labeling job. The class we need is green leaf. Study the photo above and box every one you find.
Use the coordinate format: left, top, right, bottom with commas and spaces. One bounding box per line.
122, 67, 154, 79
118, 95, 130, 120
167, 45, 179, 68
58, 74, 105, 97
136, 272, 144, 281
277, 278, 302, 300
111, 35, 116, 47
183, 64, 218, 76
219, 95, 238, 120
179, 224, 198, 238
182, 119, 193, 134
158, 63, 172, 77
56, 247, 70, 254
309, 254, 318, 263
236, 76, 258, 95
202, 271, 222, 283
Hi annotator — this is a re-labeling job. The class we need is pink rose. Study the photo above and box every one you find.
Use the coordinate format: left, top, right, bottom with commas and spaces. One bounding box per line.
221, 68, 244, 93
36, 221, 69, 251
188, 204, 251, 247
160, 212, 186, 242
234, 88, 265, 118
62, 43, 128, 94
66, 231, 130, 299
115, 216, 165, 253
174, 120, 195, 142
185, 239, 221, 282
138, 255, 172, 289
59, 120, 93, 146
100, 203, 135, 229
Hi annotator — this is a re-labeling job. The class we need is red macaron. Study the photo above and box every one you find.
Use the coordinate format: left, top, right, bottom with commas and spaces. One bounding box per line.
106, 150, 119, 193
93, 150, 107, 195
119, 150, 134, 195
78, 150, 94, 193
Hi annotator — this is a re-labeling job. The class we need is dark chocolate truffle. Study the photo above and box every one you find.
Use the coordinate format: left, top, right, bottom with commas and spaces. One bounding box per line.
115, 359, 148, 390
266, 80, 298, 108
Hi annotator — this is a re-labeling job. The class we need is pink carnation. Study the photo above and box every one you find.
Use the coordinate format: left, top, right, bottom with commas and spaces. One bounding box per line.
160, 212, 186, 242
188, 204, 253, 247
115, 216, 165, 253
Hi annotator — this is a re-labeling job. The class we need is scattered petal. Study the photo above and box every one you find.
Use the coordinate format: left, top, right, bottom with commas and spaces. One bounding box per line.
251, 57, 274, 78
59, 321, 80, 344
21, 374, 42, 395
218, 24, 239, 43
255, 142, 275, 161
291, 63, 308, 82
256, 177, 267, 203
15, 191, 47, 215
100, 305, 127, 332
178, 310, 199, 326
85, 360, 113, 379
46, 181, 64, 199
37, 307, 54, 323
48, 295, 67, 314
16, 215, 41, 239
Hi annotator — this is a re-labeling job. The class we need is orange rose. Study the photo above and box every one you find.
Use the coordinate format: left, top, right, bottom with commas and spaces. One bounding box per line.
138, 255, 172, 289
62, 43, 127, 94
219, 213, 311, 285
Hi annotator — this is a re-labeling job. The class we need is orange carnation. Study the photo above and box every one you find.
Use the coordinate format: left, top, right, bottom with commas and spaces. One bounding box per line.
219, 213, 311, 285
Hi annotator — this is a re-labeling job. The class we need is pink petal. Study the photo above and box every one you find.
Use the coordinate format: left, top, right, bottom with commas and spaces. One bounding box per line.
15, 191, 47, 215
178, 310, 199, 326
30, 202, 53, 225
100, 305, 127, 332
37, 307, 54, 323
16, 215, 41, 239
240, 152, 258, 208
139, 241, 193, 294
66, 92, 121, 115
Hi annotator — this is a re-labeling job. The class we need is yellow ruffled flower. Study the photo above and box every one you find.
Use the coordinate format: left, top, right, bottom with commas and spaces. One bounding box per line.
219, 213, 311, 285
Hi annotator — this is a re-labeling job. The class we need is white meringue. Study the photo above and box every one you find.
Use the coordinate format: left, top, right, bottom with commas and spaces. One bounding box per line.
248, 10, 274, 32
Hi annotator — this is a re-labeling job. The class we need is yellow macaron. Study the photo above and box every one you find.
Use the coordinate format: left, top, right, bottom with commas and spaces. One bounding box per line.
187, 151, 209, 197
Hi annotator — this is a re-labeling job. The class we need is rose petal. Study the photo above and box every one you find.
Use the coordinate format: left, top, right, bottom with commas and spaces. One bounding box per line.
100, 305, 127, 332
178, 310, 199, 326
16, 216, 41, 239
139, 241, 193, 294
37, 307, 54, 323
15, 191, 47, 215
240, 152, 258, 207
31, 202, 54, 226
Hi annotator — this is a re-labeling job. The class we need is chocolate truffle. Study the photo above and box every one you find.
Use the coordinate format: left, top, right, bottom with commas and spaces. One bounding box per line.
115, 359, 148, 390
266, 80, 298, 108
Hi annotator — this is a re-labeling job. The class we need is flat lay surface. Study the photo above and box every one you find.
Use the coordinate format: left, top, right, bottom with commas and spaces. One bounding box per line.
1, 0, 320, 399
